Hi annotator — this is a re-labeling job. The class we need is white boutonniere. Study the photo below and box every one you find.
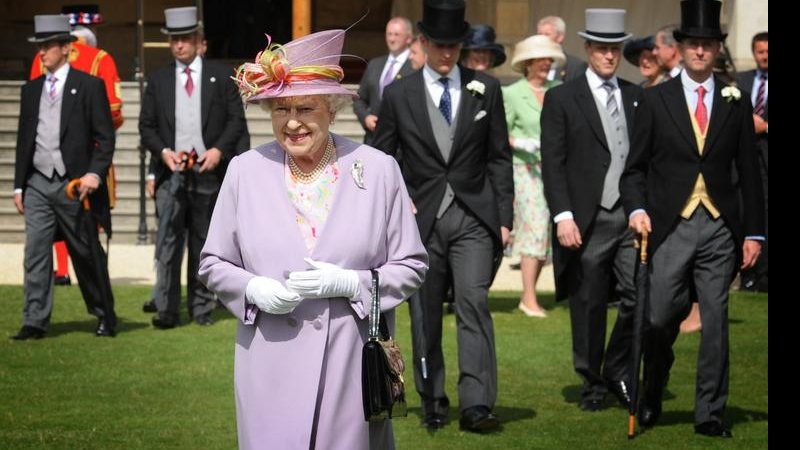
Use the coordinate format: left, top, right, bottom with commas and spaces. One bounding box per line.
466, 80, 485, 96
721, 85, 741, 103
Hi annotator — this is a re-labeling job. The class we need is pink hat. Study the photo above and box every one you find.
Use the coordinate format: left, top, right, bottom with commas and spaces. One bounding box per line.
234, 30, 357, 102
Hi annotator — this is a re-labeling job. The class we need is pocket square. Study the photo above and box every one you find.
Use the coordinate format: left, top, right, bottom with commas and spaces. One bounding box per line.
474, 110, 487, 121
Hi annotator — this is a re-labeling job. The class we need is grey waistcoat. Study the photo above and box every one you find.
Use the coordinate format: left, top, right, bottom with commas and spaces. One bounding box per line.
425, 89, 457, 219
175, 69, 206, 156
593, 93, 629, 209
33, 85, 67, 178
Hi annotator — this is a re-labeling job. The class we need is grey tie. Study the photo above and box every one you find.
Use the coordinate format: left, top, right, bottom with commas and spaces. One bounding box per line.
602, 81, 620, 121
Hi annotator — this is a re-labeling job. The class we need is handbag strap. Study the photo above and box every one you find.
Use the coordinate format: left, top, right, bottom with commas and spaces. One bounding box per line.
368, 269, 391, 340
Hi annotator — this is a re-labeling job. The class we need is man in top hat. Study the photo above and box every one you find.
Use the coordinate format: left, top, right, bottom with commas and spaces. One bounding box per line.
354, 16, 416, 146
460, 24, 506, 72
30, 4, 124, 289
139, 6, 248, 329
11, 14, 117, 340
540, 8, 640, 412
736, 31, 768, 293
373, 0, 513, 432
621, 0, 764, 437
537, 15, 588, 83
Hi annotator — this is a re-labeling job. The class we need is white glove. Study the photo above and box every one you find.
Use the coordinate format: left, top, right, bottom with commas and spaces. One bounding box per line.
514, 138, 540, 154
286, 257, 360, 300
245, 276, 303, 315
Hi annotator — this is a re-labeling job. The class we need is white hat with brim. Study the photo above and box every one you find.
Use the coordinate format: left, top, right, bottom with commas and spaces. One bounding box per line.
160, 6, 200, 35
511, 35, 566, 73
577, 9, 633, 44
28, 15, 78, 43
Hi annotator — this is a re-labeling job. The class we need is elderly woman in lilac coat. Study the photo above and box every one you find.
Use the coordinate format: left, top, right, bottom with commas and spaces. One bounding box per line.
198, 30, 428, 450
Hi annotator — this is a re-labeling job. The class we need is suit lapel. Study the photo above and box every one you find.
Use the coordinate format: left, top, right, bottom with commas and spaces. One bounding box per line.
164, 63, 177, 131
661, 77, 699, 154
406, 72, 446, 165
451, 67, 481, 160
702, 77, 733, 156
620, 82, 636, 125
201, 61, 212, 128
574, 76, 608, 150
60, 70, 78, 139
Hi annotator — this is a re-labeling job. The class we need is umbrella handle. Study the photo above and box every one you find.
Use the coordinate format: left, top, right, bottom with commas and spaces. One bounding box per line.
178, 150, 198, 170
639, 230, 649, 263
628, 414, 636, 439
65, 178, 90, 210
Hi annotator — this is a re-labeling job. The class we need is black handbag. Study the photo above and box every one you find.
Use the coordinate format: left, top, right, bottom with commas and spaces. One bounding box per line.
362, 270, 408, 421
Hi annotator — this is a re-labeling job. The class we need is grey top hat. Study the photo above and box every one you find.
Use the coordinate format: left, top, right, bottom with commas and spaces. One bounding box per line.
577, 9, 632, 43
161, 6, 200, 35
28, 15, 78, 43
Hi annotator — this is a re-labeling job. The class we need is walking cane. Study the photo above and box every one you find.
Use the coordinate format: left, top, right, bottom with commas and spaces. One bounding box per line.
628, 229, 649, 439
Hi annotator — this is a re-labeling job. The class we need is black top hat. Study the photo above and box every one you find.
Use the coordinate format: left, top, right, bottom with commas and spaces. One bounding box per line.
462, 25, 506, 68
61, 4, 103, 26
673, 0, 727, 42
623, 35, 655, 66
417, 0, 470, 44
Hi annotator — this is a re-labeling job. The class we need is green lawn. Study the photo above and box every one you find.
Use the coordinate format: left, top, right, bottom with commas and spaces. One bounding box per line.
0, 286, 767, 449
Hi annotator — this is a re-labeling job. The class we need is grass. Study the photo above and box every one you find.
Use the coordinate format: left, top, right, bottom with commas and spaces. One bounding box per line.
0, 285, 767, 449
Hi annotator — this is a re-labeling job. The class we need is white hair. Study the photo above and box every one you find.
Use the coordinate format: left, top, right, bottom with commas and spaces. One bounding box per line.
71, 25, 97, 48
538, 16, 566, 36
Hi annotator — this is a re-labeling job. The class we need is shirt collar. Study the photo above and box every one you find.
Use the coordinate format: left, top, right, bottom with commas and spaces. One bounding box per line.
47, 63, 70, 81
390, 48, 411, 66
176, 55, 202, 73
756, 68, 768, 80
423, 63, 461, 87
680, 70, 715, 95
585, 67, 618, 90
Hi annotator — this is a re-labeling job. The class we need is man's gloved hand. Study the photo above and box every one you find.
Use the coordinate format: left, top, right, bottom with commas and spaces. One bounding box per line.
245, 276, 303, 315
286, 257, 360, 300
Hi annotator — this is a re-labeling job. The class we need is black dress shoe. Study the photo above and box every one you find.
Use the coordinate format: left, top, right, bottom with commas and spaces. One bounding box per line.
422, 413, 446, 429
194, 313, 214, 326
459, 406, 499, 432
54, 274, 72, 286
11, 325, 45, 340
606, 379, 632, 408
694, 421, 732, 438
152, 313, 179, 329
638, 402, 661, 427
142, 300, 157, 313
580, 398, 605, 412
95, 320, 116, 337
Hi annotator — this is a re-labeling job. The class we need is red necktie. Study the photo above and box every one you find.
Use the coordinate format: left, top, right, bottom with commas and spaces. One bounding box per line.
184, 66, 194, 96
753, 73, 767, 117
695, 86, 708, 134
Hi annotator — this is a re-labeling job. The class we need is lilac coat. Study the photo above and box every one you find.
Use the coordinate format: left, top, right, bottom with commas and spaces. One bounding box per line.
198, 134, 428, 450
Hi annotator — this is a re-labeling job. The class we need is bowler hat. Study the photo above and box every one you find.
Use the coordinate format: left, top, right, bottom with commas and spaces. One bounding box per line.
577, 9, 632, 44
161, 6, 200, 36
673, 0, 727, 42
417, 0, 470, 44
28, 15, 78, 43
463, 25, 507, 68
623, 36, 656, 66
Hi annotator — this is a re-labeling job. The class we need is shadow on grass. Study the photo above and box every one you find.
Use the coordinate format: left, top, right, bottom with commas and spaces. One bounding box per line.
489, 292, 560, 313
46, 318, 149, 337
648, 405, 768, 429
407, 405, 536, 428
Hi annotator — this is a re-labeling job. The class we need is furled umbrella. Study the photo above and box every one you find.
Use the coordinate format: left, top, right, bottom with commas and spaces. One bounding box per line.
154, 150, 196, 261
628, 229, 649, 439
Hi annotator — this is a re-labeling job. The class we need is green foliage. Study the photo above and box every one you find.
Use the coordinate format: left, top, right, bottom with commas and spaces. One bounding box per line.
0, 286, 767, 449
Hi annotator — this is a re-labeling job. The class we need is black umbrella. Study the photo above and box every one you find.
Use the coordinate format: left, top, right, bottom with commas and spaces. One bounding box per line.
407, 292, 429, 380
628, 229, 649, 439
155, 151, 196, 261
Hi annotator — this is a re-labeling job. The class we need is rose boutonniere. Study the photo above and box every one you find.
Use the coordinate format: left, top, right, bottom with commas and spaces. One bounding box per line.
466, 80, 485, 96
721, 85, 741, 103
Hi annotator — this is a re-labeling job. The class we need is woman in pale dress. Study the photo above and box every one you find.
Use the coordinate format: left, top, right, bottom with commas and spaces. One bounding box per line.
502, 35, 565, 318
198, 30, 428, 450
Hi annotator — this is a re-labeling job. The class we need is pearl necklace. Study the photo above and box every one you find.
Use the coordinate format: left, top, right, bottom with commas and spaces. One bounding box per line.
287, 136, 335, 183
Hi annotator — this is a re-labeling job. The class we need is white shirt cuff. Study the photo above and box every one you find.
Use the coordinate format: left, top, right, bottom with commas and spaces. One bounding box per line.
553, 211, 574, 223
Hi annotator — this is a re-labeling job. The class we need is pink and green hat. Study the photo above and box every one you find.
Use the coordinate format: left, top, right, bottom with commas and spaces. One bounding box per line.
234, 29, 357, 102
